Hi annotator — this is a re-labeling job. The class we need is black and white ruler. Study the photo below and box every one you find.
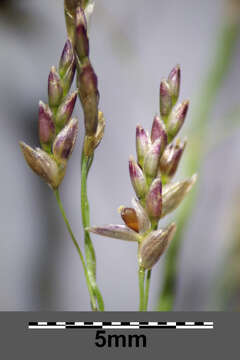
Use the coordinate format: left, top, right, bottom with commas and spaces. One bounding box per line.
28, 321, 214, 330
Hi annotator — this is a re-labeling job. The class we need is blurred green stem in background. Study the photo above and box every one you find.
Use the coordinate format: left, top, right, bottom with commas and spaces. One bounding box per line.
214, 191, 240, 311
158, 10, 240, 311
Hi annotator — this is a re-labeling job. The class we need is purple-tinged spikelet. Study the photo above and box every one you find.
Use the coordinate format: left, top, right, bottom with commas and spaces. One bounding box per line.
168, 65, 181, 105
136, 125, 150, 168
87, 224, 140, 242
143, 139, 162, 182
59, 39, 75, 78
75, 6, 89, 61
38, 101, 55, 152
161, 175, 197, 218
160, 79, 172, 120
48, 66, 63, 108
139, 223, 176, 269
151, 115, 168, 148
146, 178, 162, 221
19, 142, 65, 189
167, 100, 189, 141
53, 118, 78, 164
55, 90, 78, 130
159, 140, 186, 178
77, 61, 99, 136
129, 156, 148, 200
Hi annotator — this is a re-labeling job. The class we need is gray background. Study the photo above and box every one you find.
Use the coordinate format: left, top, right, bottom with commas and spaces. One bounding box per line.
0, 0, 240, 310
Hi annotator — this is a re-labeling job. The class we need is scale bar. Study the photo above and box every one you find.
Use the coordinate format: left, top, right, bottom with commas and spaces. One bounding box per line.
28, 321, 214, 330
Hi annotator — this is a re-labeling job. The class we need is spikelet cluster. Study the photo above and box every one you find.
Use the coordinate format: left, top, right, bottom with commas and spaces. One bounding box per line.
88, 66, 196, 269
20, 40, 78, 189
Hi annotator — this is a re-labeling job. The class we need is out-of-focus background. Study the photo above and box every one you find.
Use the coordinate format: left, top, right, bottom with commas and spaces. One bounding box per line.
1, 0, 240, 310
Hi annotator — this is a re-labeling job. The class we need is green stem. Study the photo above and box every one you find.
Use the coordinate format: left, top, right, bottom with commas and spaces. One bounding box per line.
81, 150, 105, 311
144, 270, 152, 311
158, 17, 240, 311
138, 267, 145, 311
54, 189, 97, 311
81, 153, 96, 278
143, 222, 157, 311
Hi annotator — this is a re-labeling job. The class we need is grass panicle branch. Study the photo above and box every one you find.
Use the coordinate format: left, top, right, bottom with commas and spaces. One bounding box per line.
88, 64, 196, 311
